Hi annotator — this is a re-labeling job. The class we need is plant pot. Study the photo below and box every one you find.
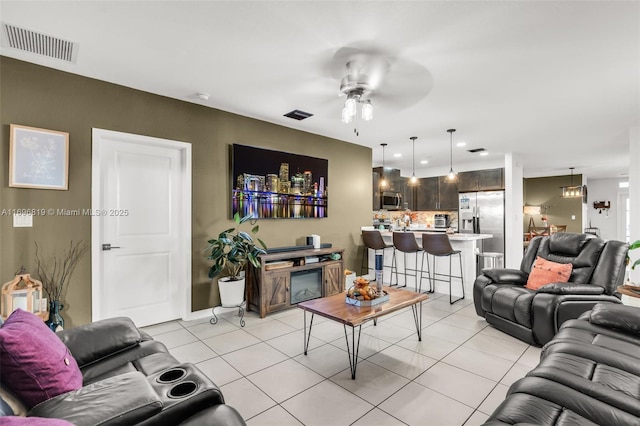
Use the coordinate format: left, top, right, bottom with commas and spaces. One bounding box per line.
218, 277, 245, 307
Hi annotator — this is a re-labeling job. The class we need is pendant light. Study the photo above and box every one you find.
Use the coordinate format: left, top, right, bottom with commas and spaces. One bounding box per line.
379, 143, 388, 188
560, 167, 586, 199
409, 136, 418, 185
446, 129, 457, 181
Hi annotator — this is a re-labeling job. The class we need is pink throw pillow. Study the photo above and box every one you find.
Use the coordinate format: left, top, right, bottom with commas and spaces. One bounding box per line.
0, 309, 82, 408
526, 257, 573, 290
0, 417, 75, 425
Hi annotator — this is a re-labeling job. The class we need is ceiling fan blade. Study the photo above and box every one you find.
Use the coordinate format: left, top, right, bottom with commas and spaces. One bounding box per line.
373, 58, 433, 110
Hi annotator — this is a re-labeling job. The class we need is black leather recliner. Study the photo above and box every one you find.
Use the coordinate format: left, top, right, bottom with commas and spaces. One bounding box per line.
485, 303, 640, 425
1, 316, 246, 425
473, 232, 628, 346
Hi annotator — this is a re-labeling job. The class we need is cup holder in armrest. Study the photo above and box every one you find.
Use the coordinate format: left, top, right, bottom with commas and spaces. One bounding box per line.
168, 381, 198, 399
157, 368, 187, 384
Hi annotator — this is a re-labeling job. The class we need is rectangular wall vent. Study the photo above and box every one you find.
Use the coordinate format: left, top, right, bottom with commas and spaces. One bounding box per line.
467, 148, 486, 153
1, 23, 78, 63
284, 110, 313, 120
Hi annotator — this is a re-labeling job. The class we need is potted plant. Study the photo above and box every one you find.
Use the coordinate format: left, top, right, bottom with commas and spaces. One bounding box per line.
206, 212, 267, 307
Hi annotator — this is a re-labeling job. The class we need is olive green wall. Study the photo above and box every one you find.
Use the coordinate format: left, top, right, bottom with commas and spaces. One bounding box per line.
0, 57, 372, 327
523, 174, 584, 232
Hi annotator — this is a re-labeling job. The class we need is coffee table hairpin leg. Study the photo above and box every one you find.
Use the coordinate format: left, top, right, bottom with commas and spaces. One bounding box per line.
344, 324, 363, 379
303, 310, 315, 355
411, 300, 423, 341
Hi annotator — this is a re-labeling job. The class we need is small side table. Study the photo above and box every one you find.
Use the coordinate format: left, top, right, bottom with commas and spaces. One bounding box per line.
616, 285, 640, 308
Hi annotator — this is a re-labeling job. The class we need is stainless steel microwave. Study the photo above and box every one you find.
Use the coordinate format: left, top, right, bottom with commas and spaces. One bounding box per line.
382, 191, 403, 210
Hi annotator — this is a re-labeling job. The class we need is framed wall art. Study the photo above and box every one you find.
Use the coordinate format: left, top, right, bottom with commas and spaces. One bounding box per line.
9, 124, 69, 190
231, 144, 328, 219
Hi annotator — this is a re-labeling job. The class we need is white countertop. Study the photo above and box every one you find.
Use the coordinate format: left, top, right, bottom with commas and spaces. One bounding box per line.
376, 230, 493, 241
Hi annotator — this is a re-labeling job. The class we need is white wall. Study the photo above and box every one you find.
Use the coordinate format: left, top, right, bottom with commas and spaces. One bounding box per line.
587, 178, 626, 241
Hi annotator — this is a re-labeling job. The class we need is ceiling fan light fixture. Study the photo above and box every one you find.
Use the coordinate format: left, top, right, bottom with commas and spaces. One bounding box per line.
361, 100, 373, 121
341, 107, 353, 124
344, 96, 357, 117
338, 61, 376, 127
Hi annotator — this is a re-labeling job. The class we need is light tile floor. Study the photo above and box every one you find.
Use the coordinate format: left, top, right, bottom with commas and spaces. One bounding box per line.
141, 292, 542, 426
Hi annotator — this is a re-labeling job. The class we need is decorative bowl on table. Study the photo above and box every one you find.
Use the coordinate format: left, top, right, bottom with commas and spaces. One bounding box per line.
346, 277, 389, 307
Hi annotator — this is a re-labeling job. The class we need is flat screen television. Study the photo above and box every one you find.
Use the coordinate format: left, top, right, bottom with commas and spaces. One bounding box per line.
231, 144, 328, 219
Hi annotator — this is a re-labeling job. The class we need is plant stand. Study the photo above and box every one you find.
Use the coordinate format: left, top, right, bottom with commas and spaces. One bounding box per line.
211, 276, 247, 327
210, 301, 246, 327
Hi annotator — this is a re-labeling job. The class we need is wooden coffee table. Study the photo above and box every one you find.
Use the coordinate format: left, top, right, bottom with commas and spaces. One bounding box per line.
297, 286, 428, 379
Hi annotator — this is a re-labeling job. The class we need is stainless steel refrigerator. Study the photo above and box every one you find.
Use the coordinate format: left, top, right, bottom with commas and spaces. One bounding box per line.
458, 191, 505, 256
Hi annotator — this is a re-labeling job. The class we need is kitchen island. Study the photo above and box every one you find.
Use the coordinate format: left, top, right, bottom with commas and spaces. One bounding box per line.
362, 229, 493, 298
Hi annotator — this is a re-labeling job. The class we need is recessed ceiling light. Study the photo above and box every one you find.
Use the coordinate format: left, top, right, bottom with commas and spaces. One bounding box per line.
196, 92, 210, 100
479, 152, 489, 156
393, 153, 402, 158
456, 141, 467, 147
420, 160, 428, 164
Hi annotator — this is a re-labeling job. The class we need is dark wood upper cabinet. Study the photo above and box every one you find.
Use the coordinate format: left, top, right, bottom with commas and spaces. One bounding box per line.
437, 176, 459, 210
372, 171, 380, 210
415, 177, 439, 210
457, 168, 504, 192
373, 167, 502, 212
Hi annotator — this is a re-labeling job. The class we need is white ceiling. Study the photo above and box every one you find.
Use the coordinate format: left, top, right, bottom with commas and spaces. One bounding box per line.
1, 1, 638, 180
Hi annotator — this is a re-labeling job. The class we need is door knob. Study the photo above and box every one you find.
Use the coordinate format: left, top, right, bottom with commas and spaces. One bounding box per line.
102, 244, 122, 251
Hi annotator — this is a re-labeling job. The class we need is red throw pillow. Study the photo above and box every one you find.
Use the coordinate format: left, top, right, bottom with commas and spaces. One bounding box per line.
525, 257, 573, 290
0, 309, 83, 408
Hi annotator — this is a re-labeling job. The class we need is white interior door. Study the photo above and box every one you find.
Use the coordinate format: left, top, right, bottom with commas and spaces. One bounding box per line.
92, 129, 191, 327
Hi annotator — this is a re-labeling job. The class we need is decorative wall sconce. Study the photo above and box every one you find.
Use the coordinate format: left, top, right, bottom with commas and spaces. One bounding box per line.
593, 201, 611, 216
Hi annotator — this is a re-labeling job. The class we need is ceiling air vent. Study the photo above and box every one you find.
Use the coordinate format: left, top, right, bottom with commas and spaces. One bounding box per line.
284, 110, 313, 121
467, 148, 486, 153
1, 23, 78, 63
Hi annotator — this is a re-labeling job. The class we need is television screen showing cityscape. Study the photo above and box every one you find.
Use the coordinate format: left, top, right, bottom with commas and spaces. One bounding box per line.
231, 144, 328, 219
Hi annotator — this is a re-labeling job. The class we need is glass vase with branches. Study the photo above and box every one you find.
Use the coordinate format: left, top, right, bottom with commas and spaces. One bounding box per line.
34, 241, 89, 329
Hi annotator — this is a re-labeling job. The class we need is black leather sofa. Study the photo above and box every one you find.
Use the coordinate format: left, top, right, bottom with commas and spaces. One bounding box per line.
3, 316, 245, 425
473, 232, 628, 346
485, 303, 640, 425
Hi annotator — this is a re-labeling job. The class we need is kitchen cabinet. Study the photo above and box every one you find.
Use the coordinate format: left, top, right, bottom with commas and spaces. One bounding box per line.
372, 171, 380, 210
373, 167, 415, 210
373, 167, 401, 192
415, 177, 458, 210
415, 177, 438, 210
247, 247, 344, 318
458, 168, 504, 192
437, 176, 459, 210
402, 178, 416, 210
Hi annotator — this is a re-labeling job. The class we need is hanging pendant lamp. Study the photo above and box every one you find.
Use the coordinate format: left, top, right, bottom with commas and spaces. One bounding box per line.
446, 129, 457, 181
560, 167, 586, 199
409, 137, 418, 185
379, 143, 388, 188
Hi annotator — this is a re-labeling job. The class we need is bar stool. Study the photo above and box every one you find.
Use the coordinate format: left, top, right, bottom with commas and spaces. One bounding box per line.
360, 230, 394, 284
476, 252, 504, 277
392, 232, 429, 290
421, 233, 464, 304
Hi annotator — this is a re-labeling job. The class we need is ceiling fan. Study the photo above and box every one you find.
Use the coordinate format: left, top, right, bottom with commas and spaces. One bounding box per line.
328, 46, 434, 135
